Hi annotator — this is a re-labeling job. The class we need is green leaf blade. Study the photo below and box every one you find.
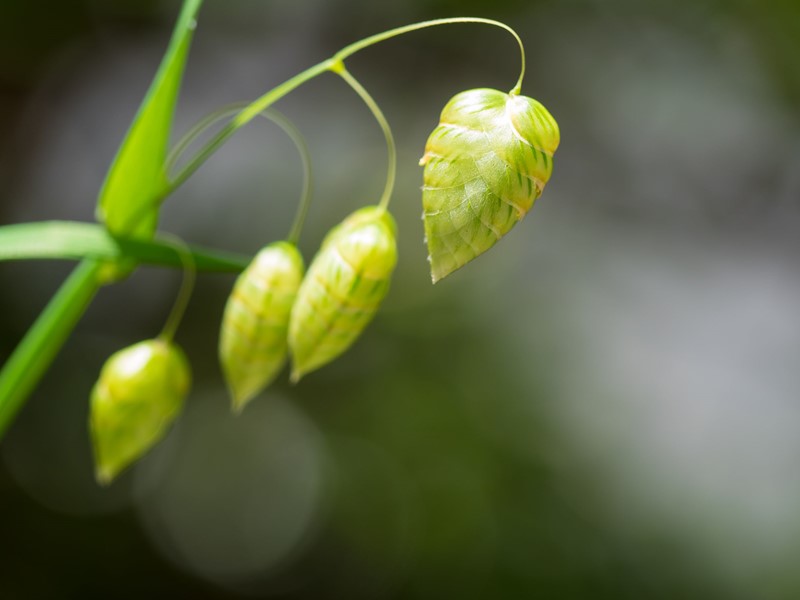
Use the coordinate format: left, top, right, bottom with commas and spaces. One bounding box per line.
96, 0, 203, 239
0, 260, 103, 439
0, 221, 250, 272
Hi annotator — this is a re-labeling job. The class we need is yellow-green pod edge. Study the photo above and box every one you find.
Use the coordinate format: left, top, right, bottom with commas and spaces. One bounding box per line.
289, 206, 397, 381
219, 241, 304, 412
420, 87, 560, 283
90, 338, 190, 485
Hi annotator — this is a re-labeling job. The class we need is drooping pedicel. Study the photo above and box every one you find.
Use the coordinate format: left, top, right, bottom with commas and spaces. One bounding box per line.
219, 241, 305, 412
289, 206, 397, 381
420, 88, 560, 283
89, 339, 190, 484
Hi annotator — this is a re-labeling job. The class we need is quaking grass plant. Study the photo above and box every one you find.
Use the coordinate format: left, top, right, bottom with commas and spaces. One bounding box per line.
0, 0, 560, 483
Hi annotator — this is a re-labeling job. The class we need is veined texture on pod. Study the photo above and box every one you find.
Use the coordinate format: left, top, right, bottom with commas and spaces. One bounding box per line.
89, 339, 190, 485
420, 87, 560, 283
219, 241, 304, 412
289, 206, 397, 381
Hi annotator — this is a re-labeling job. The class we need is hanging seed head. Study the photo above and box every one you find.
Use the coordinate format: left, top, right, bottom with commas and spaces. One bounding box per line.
89, 339, 190, 485
289, 206, 397, 381
420, 88, 560, 283
219, 241, 304, 412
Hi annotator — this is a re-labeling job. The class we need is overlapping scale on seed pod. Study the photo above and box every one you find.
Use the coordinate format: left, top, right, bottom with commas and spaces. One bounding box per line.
89, 339, 190, 485
289, 206, 397, 381
219, 241, 304, 412
420, 87, 560, 283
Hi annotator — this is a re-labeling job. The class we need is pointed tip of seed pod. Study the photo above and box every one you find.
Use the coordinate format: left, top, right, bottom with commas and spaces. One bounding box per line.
430, 263, 452, 284
290, 369, 303, 384
228, 388, 248, 415
225, 378, 259, 415
95, 467, 114, 487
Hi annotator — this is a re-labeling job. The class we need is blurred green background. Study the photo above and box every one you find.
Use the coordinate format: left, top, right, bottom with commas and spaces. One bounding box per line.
1, 0, 800, 598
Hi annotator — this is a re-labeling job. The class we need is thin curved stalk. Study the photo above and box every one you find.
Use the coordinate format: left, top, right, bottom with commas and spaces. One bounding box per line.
331, 62, 397, 211
156, 234, 195, 342
165, 17, 527, 198
162, 60, 334, 198
333, 18, 526, 94
165, 104, 313, 244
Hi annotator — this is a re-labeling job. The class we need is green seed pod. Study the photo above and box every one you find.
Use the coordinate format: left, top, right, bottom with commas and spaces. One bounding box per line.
90, 339, 190, 485
420, 87, 560, 283
289, 206, 397, 381
219, 241, 304, 411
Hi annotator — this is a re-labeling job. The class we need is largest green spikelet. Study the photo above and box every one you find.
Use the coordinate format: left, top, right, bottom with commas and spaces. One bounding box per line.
420, 88, 560, 283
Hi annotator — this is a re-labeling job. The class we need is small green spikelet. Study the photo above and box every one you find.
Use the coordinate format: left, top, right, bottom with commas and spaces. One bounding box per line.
89, 339, 190, 485
289, 206, 397, 381
219, 241, 304, 412
420, 88, 560, 283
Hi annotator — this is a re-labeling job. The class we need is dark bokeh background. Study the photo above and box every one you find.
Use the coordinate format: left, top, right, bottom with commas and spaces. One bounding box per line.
2, 0, 800, 598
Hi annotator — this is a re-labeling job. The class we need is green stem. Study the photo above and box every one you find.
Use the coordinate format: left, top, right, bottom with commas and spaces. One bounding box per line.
331, 61, 397, 211
0, 260, 103, 438
164, 18, 526, 199
0, 220, 250, 272
282, 112, 314, 244
156, 235, 196, 343
165, 103, 314, 244
162, 59, 335, 198
165, 104, 245, 173
333, 17, 526, 95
